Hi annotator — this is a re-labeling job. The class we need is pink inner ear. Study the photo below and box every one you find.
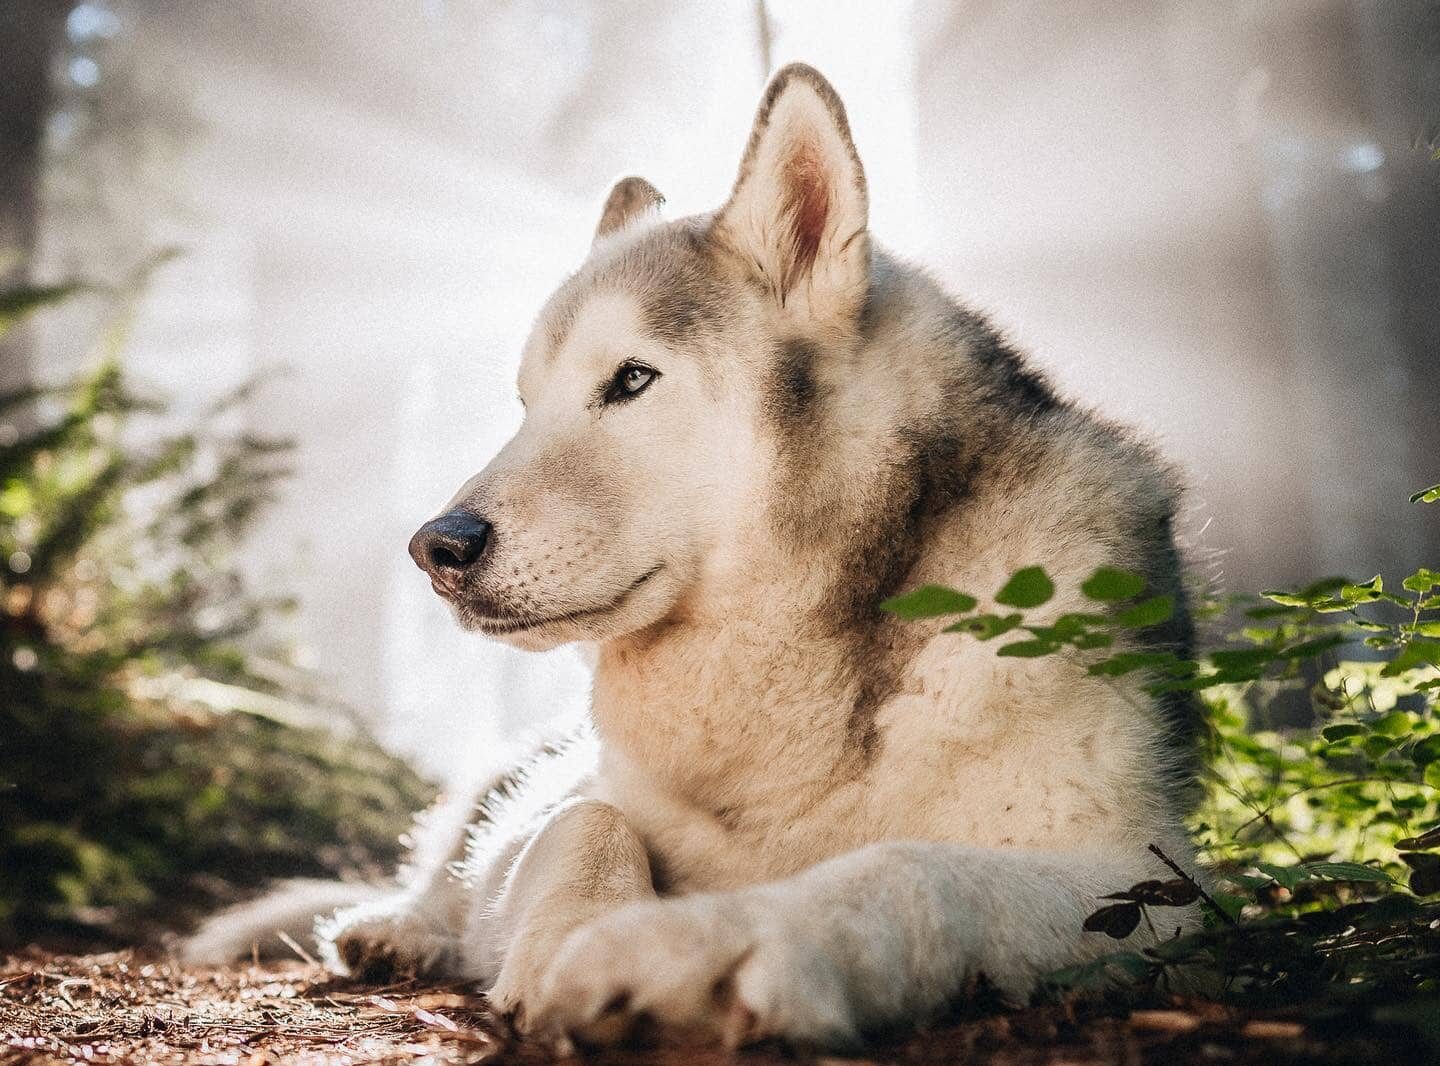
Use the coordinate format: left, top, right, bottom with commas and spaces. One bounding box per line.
781, 142, 831, 293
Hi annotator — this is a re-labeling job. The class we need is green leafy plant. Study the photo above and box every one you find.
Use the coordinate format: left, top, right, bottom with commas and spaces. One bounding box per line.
884, 488, 1440, 1028
0, 276, 433, 944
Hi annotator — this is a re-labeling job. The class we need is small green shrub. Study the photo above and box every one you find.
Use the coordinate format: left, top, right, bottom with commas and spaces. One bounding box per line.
0, 278, 433, 945
884, 495, 1440, 1027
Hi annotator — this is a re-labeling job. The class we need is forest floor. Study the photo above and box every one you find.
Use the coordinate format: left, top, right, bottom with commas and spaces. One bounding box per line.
0, 949, 1424, 1066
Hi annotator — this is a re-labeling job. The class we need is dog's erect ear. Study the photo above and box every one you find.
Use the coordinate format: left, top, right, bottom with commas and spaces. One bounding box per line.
714, 64, 869, 321
594, 176, 665, 244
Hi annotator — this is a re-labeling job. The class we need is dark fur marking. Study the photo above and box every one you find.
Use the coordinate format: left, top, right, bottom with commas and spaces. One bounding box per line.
795, 417, 978, 771
767, 339, 821, 426
844, 676, 886, 763
759, 251, 1194, 794
711, 804, 743, 832
543, 221, 729, 358
1124, 510, 1204, 797
942, 308, 1060, 419
640, 248, 726, 347
828, 413, 985, 769
760, 262, 1014, 773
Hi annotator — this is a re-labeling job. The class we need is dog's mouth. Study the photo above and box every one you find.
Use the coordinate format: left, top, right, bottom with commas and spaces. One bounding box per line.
460, 565, 663, 636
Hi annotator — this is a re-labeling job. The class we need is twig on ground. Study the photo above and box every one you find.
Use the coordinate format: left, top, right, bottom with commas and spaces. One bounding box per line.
276, 929, 318, 966
1148, 843, 1237, 927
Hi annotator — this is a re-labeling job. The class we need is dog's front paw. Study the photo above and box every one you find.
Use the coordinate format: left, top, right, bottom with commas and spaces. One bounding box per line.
485, 899, 612, 1028
526, 894, 861, 1051
323, 904, 457, 982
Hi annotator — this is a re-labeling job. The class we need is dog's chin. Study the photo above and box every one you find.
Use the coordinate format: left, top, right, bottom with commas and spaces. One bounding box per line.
447, 565, 667, 652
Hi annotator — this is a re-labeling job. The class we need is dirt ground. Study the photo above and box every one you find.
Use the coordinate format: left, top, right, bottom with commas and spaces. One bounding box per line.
0, 950, 1426, 1066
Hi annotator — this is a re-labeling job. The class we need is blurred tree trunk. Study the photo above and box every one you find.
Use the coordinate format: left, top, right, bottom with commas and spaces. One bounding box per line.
1354, 0, 1440, 516
0, 0, 71, 396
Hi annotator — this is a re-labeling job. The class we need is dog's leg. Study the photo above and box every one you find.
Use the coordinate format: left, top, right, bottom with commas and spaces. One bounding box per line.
477, 797, 655, 1030
322, 728, 601, 982
330, 792, 653, 1004
321, 787, 480, 980
528, 840, 1198, 1049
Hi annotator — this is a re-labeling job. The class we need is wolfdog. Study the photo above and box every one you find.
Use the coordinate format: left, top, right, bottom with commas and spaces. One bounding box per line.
187, 64, 1202, 1049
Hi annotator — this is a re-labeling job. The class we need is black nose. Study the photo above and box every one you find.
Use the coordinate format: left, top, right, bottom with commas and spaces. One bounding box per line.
408, 511, 492, 584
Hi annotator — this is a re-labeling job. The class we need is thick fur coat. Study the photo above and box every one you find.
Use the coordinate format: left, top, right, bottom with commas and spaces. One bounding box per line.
186, 64, 1202, 1050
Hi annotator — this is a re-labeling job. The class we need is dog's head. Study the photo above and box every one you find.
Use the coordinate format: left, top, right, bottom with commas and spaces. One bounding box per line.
410, 64, 872, 650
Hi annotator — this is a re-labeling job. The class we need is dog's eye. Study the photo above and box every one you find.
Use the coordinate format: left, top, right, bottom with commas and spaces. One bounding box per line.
602, 362, 659, 405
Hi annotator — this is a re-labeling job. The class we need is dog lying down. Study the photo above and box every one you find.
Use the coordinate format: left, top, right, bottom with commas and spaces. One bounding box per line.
186, 63, 1203, 1050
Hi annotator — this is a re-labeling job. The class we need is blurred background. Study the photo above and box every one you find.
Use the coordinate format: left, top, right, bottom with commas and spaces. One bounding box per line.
2, 0, 1437, 790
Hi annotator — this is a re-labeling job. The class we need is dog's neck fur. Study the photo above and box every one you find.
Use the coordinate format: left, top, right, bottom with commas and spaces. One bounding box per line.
589, 256, 980, 825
